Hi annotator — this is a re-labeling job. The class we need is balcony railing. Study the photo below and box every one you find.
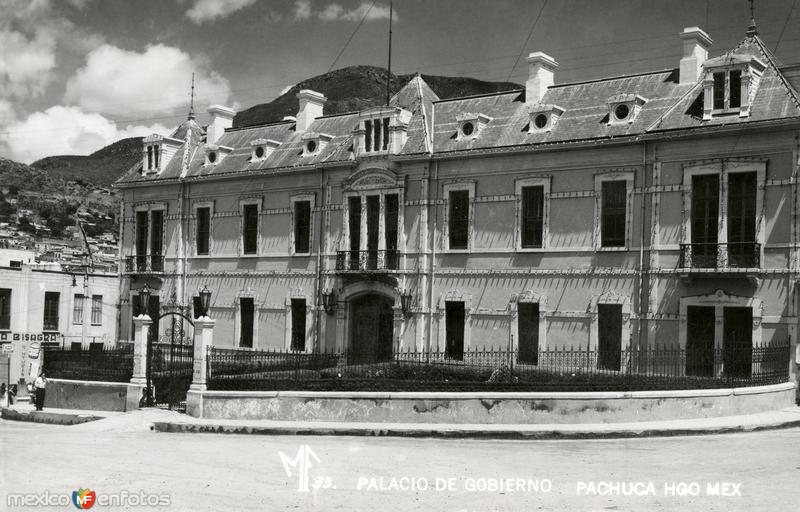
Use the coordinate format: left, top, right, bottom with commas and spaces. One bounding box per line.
335, 250, 399, 272
679, 242, 760, 269
124, 254, 164, 274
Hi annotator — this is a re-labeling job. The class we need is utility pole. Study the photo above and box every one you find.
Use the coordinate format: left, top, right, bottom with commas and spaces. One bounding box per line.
386, 0, 393, 105
77, 221, 94, 347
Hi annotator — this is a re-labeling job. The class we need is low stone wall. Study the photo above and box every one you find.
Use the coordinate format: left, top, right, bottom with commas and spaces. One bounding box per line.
44, 378, 143, 412
186, 382, 796, 424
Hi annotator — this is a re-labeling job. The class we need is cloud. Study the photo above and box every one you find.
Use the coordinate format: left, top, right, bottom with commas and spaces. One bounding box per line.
291, 1, 391, 22
186, 0, 258, 24
0, 0, 60, 98
0, 0, 103, 101
293, 0, 312, 20
1, 106, 169, 163
64, 44, 231, 116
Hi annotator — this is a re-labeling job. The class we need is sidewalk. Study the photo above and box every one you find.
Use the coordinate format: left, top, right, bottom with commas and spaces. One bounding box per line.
150, 406, 800, 439
4, 403, 800, 439
0, 402, 122, 425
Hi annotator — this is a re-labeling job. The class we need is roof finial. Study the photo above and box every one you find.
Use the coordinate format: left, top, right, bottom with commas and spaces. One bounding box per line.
747, 0, 758, 36
188, 72, 196, 120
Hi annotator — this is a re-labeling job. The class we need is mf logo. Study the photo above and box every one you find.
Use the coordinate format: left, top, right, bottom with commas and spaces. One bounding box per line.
278, 445, 321, 493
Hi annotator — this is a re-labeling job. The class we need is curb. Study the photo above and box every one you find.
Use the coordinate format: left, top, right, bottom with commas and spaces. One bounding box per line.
150, 417, 800, 440
0, 407, 103, 426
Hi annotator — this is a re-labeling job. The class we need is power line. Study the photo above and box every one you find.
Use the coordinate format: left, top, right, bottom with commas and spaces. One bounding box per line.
504, 0, 548, 84
774, 0, 798, 52
327, 0, 376, 73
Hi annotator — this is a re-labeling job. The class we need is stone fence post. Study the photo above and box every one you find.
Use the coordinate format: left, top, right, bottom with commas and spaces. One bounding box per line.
126, 315, 151, 410
190, 317, 216, 392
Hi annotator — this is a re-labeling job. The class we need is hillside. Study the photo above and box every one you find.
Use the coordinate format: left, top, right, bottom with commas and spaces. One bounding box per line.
233, 65, 522, 128
32, 136, 142, 187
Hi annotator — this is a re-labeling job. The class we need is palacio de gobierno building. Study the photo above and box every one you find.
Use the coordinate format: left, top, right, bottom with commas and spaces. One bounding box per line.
114, 22, 800, 397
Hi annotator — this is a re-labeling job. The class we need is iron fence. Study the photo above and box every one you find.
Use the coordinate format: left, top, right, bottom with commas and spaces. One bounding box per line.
42, 344, 134, 383
679, 242, 761, 269
206, 342, 790, 392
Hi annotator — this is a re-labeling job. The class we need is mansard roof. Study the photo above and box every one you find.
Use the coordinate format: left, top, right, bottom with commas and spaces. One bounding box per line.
115, 31, 800, 186
650, 35, 800, 132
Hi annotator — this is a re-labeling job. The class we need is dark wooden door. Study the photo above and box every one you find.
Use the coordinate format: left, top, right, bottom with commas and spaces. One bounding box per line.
350, 295, 394, 361
445, 301, 465, 360
518, 303, 539, 364
686, 306, 715, 377
723, 306, 752, 379
597, 304, 622, 370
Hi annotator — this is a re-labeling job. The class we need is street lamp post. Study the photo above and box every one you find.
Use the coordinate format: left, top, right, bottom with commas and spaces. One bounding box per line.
138, 284, 153, 406
198, 285, 211, 317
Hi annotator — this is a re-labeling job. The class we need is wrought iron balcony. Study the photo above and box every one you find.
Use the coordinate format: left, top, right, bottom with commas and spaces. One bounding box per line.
124, 254, 165, 274
335, 250, 399, 272
678, 242, 760, 270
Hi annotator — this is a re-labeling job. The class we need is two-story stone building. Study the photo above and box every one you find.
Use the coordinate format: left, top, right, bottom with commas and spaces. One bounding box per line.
115, 24, 800, 381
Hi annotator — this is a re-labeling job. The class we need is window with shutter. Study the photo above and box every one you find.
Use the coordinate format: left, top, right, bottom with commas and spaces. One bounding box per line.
294, 201, 311, 254
448, 190, 470, 250
521, 186, 544, 248
43, 292, 60, 331
242, 204, 259, 254
291, 299, 306, 351
601, 181, 626, 247
196, 207, 210, 255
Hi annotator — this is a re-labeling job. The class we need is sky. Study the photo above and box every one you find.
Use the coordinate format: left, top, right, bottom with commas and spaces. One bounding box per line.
0, 0, 798, 164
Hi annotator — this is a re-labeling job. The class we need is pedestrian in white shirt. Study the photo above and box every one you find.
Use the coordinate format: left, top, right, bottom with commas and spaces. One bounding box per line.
33, 373, 47, 411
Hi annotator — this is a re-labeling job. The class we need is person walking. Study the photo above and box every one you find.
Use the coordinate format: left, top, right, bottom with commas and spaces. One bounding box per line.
0, 383, 6, 408
33, 373, 47, 411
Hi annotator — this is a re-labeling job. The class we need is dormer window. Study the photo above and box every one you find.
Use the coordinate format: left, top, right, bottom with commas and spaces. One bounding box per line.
205, 144, 232, 166
356, 107, 411, 156
607, 94, 647, 125
301, 132, 332, 157
364, 118, 389, 152
142, 133, 182, 175
146, 144, 160, 171
456, 113, 491, 140
528, 104, 565, 134
250, 138, 281, 162
702, 54, 765, 120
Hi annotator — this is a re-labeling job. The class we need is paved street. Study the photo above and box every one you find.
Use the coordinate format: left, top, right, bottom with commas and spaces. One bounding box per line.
1, 411, 799, 511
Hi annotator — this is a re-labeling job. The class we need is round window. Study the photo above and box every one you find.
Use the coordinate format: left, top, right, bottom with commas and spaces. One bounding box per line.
534, 113, 548, 129
461, 122, 474, 136
614, 104, 630, 121
306, 140, 317, 153
207, 151, 217, 164
255, 146, 265, 159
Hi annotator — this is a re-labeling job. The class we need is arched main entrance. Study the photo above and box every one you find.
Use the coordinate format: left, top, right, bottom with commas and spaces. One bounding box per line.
350, 293, 394, 360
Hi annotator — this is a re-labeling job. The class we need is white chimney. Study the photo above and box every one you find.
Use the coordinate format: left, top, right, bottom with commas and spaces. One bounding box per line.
296, 90, 326, 134
206, 105, 235, 144
526, 52, 558, 105
679, 27, 712, 84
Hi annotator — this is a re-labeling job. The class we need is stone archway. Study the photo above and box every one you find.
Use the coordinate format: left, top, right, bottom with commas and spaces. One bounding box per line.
335, 280, 401, 354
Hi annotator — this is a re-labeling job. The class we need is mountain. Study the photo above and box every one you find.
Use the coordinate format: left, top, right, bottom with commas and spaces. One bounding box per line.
32, 136, 143, 187
23, 66, 520, 189
233, 65, 522, 128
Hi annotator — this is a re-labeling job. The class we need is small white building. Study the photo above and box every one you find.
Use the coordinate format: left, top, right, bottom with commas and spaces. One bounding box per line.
0, 249, 119, 388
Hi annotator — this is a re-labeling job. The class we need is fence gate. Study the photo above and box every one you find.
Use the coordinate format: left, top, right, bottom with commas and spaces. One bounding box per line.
147, 311, 194, 411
